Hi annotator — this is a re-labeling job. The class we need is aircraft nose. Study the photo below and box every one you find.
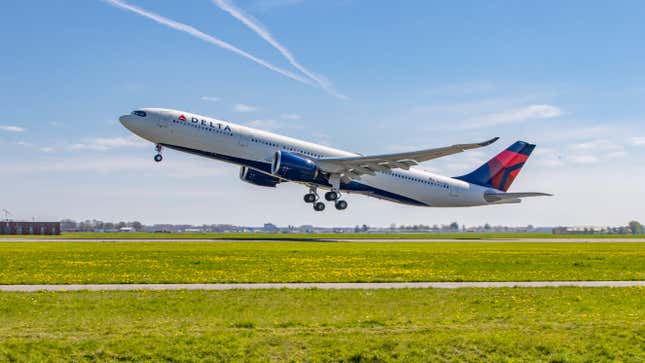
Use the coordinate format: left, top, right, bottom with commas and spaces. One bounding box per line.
119, 114, 132, 127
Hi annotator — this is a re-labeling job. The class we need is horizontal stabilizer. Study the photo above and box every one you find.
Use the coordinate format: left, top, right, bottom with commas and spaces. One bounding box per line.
484, 192, 553, 203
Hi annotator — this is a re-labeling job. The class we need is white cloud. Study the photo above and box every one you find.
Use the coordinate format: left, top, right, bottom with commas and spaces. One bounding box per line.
533, 148, 564, 167
246, 119, 303, 131
462, 104, 562, 129
543, 125, 613, 142
569, 139, 624, 152
69, 136, 148, 151
387, 144, 423, 153
0, 125, 25, 133
0, 155, 226, 178
246, 119, 279, 129
200, 96, 221, 102
630, 136, 645, 146
14, 141, 34, 147
105, 0, 315, 87
212, 0, 346, 99
568, 155, 600, 164
565, 139, 629, 165
607, 151, 628, 159
281, 113, 301, 120
311, 131, 331, 146
13, 141, 55, 153
233, 103, 257, 112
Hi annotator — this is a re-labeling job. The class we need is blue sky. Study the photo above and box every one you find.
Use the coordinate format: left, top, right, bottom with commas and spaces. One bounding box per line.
1, 0, 644, 226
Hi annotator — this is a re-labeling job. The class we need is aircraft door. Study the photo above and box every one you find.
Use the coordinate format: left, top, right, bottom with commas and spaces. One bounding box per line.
238, 134, 250, 147
449, 184, 460, 198
155, 115, 170, 130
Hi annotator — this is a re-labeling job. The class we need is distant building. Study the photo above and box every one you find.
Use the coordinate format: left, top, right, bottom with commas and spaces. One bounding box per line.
1, 221, 60, 235
263, 223, 278, 233
552, 226, 631, 235
184, 228, 204, 233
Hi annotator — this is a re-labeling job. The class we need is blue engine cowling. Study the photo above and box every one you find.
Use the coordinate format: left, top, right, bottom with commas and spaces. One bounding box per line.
239, 166, 282, 187
271, 151, 320, 183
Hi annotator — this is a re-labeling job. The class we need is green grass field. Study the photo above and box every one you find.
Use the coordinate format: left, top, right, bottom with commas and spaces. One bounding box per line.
1, 241, 643, 284
0, 288, 643, 362
3, 232, 644, 239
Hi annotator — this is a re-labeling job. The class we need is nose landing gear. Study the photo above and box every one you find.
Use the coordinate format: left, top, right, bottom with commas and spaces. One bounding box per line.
154, 144, 163, 162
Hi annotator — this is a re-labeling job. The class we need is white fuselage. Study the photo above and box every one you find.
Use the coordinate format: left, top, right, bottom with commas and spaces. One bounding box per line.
119, 108, 495, 207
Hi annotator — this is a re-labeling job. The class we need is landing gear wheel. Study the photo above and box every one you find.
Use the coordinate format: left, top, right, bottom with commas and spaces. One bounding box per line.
304, 193, 317, 203
335, 200, 348, 210
324, 191, 339, 201
154, 154, 163, 162
313, 202, 326, 212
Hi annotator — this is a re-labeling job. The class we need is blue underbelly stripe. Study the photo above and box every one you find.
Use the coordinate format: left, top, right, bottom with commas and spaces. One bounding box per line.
161, 143, 428, 206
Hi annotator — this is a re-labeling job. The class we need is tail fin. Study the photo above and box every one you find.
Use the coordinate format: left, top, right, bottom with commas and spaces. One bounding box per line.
455, 141, 535, 191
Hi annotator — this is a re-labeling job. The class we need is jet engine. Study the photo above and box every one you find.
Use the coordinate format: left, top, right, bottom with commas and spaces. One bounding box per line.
271, 151, 321, 183
239, 166, 282, 187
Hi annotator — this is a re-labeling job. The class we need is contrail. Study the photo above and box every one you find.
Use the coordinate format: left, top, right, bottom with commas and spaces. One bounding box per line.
104, 0, 314, 86
212, 0, 347, 100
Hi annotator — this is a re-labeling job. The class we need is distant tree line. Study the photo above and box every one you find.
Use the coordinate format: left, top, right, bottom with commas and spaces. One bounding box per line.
60, 219, 143, 232
629, 221, 644, 234
57, 219, 644, 234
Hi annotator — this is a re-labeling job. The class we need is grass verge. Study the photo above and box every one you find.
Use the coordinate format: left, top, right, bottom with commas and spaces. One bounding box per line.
0, 242, 643, 283
0, 288, 643, 362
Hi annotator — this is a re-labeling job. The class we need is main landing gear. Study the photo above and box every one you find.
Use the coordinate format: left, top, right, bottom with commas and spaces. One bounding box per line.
154, 144, 163, 162
304, 187, 348, 212
334, 200, 348, 210
325, 190, 348, 210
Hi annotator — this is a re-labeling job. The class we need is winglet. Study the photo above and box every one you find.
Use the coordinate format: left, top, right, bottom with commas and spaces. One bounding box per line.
479, 137, 500, 147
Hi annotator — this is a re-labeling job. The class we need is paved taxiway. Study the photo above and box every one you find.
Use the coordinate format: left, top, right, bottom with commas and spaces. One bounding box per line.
1, 281, 643, 292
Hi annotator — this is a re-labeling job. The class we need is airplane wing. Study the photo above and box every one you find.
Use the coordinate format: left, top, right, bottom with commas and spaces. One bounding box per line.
484, 192, 553, 203
314, 137, 499, 180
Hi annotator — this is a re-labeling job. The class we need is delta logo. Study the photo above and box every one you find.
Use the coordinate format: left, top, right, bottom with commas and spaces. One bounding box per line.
175, 114, 232, 132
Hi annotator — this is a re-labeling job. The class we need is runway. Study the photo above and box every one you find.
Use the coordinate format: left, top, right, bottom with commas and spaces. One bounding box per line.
1, 281, 643, 292
2, 238, 645, 243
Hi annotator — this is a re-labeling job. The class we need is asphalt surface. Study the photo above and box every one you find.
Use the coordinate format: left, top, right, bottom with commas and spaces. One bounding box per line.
1, 238, 645, 242
1, 281, 643, 292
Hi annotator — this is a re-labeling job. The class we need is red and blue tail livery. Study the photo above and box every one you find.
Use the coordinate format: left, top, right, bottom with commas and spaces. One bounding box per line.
456, 141, 535, 192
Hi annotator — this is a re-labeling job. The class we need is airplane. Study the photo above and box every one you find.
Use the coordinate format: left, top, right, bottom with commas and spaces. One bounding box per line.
119, 108, 551, 211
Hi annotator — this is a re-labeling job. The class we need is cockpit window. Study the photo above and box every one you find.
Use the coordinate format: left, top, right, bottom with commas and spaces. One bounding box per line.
131, 110, 147, 117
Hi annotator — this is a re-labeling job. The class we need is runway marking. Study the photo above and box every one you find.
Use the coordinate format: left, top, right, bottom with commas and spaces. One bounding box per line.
1, 281, 643, 292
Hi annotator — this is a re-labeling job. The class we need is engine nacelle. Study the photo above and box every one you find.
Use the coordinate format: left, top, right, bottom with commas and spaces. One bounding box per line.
271, 151, 320, 183
239, 167, 282, 187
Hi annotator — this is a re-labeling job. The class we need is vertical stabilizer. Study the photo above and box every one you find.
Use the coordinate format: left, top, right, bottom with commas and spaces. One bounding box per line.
455, 141, 535, 191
